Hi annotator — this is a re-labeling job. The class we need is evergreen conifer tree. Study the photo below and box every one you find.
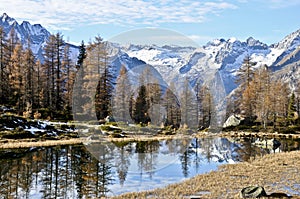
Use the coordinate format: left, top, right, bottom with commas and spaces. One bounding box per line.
133, 85, 149, 124
288, 92, 297, 124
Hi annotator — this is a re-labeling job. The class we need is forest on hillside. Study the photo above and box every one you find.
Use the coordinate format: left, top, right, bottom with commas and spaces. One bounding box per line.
0, 27, 299, 131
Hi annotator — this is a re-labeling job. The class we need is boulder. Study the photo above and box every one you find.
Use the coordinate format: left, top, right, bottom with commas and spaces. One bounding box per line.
223, 115, 242, 128
240, 186, 267, 198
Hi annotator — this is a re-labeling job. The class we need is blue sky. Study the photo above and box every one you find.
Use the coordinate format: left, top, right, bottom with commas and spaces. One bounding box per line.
1, 0, 299, 46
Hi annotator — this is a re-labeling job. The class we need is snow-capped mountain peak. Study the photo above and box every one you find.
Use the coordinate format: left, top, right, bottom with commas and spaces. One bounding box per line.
270, 29, 300, 68
0, 13, 78, 62
1, 13, 16, 26
273, 29, 300, 50
0, 13, 51, 56
228, 37, 237, 43
122, 30, 300, 94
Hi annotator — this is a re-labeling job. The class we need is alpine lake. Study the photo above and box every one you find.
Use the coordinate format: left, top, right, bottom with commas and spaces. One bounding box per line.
1, 131, 300, 198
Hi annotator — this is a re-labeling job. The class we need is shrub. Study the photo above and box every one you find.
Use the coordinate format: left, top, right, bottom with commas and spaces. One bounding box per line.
106, 121, 118, 126
112, 141, 130, 148
100, 125, 122, 132
34, 111, 41, 119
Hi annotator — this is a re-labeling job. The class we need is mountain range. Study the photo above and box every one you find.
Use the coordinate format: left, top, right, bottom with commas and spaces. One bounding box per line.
1, 13, 300, 96
0, 13, 78, 62
118, 30, 300, 95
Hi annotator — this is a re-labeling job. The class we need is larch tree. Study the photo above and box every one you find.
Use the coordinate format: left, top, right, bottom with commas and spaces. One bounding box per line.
253, 65, 271, 128
0, 27, 9, 104
197, 84, 214, 129
62, 43, 74, 110
240, 79, 258, 122
179, 78, 198, 129
269, 79, 289, 128
42, 33, 65, 114
80, 44, 99, 119
87, 36, 107, 75
235, 55, 256, 119
6, 27, 20, 100
7, 27, 19, 58
112, 65, 132, 123
10, 43, 24, 114
81, 36, 112, 120
90, 37, 113, 120
163, 82, 181, 128
43, 34, 56, 111
238, 64, 290, 128
35, 60, 43, 109
22, 45, 36, 115
146, 81, 162, 126
54, 33, 65, 110
236, 55, 255, 89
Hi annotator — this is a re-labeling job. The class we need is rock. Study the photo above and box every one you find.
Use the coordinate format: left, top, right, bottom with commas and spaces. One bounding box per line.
223, 115, 242, 128
105, 116, 115, 123
240, 186, 267, 198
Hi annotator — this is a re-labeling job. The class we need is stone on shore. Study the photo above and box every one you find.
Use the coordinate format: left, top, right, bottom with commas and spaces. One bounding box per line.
239, 186, 267, 198
223, 115, 242, 128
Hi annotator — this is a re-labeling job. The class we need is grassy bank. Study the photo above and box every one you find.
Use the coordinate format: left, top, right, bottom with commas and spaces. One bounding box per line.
112, 151, 300, 199
0, 138, 84, 149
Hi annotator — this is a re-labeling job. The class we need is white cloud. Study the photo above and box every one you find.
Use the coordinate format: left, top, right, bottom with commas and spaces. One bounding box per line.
0, 0, 237, 30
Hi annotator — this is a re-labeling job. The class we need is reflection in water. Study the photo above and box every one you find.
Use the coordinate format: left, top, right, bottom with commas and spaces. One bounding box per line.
0, 137, 299, 198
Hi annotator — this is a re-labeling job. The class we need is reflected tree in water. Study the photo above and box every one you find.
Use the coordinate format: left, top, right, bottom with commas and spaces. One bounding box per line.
113, 141, 133, 186
0, 145, 115, 199
180, 150, 191, 177
136, 141, 160, 177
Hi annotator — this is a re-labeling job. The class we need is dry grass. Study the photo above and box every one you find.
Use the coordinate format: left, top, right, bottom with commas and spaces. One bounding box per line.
0, 133, 192, 149
112, 151, 300, 199
0, 138, 84, 148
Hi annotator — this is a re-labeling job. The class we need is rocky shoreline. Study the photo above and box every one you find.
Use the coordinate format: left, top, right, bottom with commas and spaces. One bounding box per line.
1, 114, 300, 149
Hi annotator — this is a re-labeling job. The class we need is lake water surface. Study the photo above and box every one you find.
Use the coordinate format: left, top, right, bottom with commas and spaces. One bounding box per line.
0, 137, 299, 198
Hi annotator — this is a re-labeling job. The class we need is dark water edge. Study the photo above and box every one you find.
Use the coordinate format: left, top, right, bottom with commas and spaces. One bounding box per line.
0, 137, 299, 198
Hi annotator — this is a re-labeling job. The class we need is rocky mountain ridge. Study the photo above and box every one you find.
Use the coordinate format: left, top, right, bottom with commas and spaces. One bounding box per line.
0, 13, 78, 62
